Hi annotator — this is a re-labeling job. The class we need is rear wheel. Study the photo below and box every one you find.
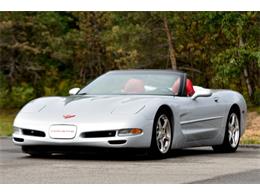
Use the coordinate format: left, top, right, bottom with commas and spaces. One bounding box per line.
149, 110, 173, 158
212, 110, 240, 153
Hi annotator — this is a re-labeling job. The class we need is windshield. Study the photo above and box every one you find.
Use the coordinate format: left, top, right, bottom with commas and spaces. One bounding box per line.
78, 71, 182, 96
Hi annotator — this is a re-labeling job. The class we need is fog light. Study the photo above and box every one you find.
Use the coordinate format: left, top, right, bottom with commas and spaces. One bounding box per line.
118, 128, 143, 136
13, 127, 21, 135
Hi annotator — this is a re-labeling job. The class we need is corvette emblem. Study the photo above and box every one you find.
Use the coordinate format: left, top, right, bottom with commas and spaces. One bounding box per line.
63, 114, 76, 119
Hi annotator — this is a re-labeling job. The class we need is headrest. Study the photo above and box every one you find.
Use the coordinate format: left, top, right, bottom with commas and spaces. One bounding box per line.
172, 78, 180, 95
124, 78, 145, 93
186, 79, 195, 96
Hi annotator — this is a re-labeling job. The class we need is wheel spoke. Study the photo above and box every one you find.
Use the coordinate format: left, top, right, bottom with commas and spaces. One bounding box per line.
157, 131, 164, 140
159, 139, 164, 151
234, 126, 239, 133
228, 122, 232, 129
234, 131, 239, 146
231, 114, 235, 126
233, 136, 237, 146
158, 119, 163, 129
228, 131, 232, 142
164, 136, 170, 147
162, 119, 168, 129
231, 134, 235, 145
163, 135, 169, 142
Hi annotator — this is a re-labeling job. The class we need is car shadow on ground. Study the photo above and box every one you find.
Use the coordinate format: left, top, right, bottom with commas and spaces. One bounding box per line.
23, 147, 218, 161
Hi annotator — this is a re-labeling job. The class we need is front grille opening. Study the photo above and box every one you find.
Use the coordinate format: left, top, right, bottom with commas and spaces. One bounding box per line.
22, 129, 46, 137
81, 130, 116, 138
13, 137, 24, 142
108, 140, 127, 145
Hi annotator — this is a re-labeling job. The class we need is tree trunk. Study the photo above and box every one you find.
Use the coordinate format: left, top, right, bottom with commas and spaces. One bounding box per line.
243, 67, 253, 97
239, 37, 253, 99
163, 17, 177, 70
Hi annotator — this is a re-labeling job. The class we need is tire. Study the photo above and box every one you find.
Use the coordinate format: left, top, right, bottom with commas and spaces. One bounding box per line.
212, 109, 240, 153
22, 146, 52, 157
149, 109, 173, 158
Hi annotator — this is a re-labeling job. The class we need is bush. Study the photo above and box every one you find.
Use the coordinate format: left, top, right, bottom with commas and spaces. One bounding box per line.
0, 83, 36, 109
253, 88, 260, 106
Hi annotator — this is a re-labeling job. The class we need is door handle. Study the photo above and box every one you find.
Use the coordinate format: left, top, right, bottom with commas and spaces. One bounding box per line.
214, 97, 219, 103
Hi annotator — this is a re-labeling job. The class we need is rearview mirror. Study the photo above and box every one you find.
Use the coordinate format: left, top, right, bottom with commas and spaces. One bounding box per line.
191, 88, 212, 100
69, 88, 80, 95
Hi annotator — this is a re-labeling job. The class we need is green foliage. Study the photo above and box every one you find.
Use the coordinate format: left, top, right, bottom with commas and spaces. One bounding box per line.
0, 83, 35, 108
212, 48, 247, 87
0, 89, 9, 108
0, 109, 17, 136
12, 84, 35, 106
253, 88, 260, 106
0, 12, 259, 108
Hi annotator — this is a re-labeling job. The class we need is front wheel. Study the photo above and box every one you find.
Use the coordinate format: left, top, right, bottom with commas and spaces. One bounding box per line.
212, 110, 240, 153
149, 110, 173, 158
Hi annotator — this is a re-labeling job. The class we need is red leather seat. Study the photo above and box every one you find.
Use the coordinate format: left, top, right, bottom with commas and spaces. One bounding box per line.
172, 78, 195, 96
124, 78, 145, 93
186, 79, 195, 96
172, 78, 180, 95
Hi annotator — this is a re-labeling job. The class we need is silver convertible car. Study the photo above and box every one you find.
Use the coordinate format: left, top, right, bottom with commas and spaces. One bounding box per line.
12, 70, 247, 158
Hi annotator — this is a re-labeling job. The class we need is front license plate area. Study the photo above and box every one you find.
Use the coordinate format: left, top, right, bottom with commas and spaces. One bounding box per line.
49, 125, 77, 139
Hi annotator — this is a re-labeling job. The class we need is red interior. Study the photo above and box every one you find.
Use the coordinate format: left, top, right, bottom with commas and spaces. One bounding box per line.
186, 79, 195, 96
124, 78, 145, 93
171, 78, 180, 95
171, 78, 195, 96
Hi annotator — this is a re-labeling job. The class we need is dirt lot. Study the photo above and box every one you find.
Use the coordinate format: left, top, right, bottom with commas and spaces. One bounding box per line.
241, 112, 260, 144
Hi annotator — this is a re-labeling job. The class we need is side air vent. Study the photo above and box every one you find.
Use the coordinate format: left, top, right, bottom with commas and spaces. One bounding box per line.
22, 129, 46, 137
81, 131, 116, 138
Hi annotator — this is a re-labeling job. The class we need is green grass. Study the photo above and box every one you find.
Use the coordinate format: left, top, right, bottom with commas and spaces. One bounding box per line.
248, 106, 260, 114
240, 138, 260, 145
0, 109, 18, 136
240, 128, 260, 145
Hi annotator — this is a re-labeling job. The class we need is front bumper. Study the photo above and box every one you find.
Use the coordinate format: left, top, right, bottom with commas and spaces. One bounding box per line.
12, 123, 153, 149
13, 133, 149, 148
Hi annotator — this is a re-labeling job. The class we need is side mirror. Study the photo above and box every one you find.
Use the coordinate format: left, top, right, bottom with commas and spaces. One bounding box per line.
191, 88, 212, 100
69, 88, 80, 95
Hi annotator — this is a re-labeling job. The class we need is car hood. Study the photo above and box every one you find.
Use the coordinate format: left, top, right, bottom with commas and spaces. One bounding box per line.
18, 95, 153, 122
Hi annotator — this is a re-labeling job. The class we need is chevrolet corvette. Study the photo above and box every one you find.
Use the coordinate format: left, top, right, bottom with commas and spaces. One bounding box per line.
12, 70, 247, 158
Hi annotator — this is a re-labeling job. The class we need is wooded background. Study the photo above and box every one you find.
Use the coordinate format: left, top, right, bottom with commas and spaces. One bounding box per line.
0, 12, 259, 108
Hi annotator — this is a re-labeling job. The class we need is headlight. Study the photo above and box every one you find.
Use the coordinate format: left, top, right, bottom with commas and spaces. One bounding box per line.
13, 127, 21, 135
118, 128, 143, 136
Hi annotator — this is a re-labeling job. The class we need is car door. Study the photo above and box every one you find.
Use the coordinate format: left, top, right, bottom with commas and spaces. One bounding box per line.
174, 93, 226, 143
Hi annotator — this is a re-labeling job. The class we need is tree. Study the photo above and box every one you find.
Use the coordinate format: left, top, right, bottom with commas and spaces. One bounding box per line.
0, 12, 259, 108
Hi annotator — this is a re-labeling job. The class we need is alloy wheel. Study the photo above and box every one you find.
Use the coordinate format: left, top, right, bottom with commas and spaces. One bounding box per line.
156, 114, 172, 154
